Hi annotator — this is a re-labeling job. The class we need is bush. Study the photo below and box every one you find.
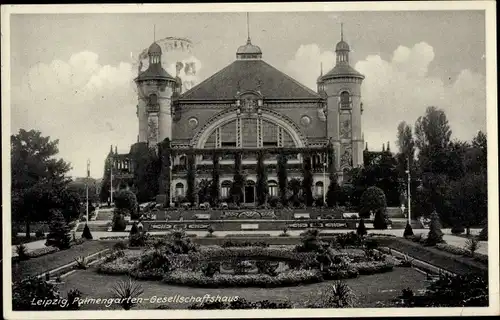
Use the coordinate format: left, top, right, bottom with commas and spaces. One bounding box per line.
221, 241, 269, 248
403, 222, 414, 238
373, 210, 388, 230
451, 225, 465, 234
113, 241, 128, 251
464, 237, 481, 256
114, 190, 138, 218
334, 232, 362, 249
82, 224, 93, 240
307, 281, 356, 308
356, 219, 367, 237
359, 186, 387, 218
268, 196, 280, 208
478, 225, 488, 241
112, 209, 127, 232
201, 261, 220, 277
164, 270, 323, 288
45, 210, 71, 250
189, 298, 292, 309
12, 277, 61, 310
130, 222, 138, 235
129, 231, 148, 247
35, 229, 45, 238
16, 244, 29, 261
426, 211, 444, 246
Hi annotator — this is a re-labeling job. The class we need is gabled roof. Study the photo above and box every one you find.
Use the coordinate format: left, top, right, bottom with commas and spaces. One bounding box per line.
179, 60, 321, 101
320, 63, 364, 81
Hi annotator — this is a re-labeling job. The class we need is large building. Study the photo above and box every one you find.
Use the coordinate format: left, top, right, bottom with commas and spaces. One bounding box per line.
104, 27, 365, 205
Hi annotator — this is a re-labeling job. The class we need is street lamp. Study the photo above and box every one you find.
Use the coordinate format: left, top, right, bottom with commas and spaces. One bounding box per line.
86, 159, 90, 223
405, 157, 411, 225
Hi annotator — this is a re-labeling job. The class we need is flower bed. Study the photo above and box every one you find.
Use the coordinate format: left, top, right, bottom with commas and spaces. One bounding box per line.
224, 234, 272, 238
97, 257, 137, 275
26, 246, 60, 258
191, 247, 316, 264
351, 261, 395, 275
435, 243, 488, 264
163, 270, 323, 288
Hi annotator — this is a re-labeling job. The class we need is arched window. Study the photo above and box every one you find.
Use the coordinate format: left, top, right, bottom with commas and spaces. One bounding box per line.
315, 181, 324, 197
268, 180, 278, 197
175, 183, 185, 198
221, 180, 232, 199
178, 155, 187, 167
340, 91, 350, 109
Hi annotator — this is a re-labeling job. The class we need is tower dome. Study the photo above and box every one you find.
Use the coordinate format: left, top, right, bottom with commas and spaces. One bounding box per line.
236, 38, 262, 59
148, 42, 162, 55
335, 40, 350, 52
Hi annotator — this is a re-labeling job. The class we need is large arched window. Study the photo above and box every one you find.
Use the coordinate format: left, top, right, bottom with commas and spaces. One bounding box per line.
340, 91, 351, 109
221, 180, 232, 199
268, 180, 278, 197
175, 183, 185, 198
315, 181, 324, 197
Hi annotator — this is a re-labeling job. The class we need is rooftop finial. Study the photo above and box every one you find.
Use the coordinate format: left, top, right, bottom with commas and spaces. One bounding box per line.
341, 22, 344, 41
247, 12, 251, 43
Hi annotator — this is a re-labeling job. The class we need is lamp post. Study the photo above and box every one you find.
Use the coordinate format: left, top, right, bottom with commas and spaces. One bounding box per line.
323, 162, 327, 205
405, 157, 411, 225
86, 159, 90, 223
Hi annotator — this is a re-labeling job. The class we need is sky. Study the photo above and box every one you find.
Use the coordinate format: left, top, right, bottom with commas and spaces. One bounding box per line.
8, 9, 487, 178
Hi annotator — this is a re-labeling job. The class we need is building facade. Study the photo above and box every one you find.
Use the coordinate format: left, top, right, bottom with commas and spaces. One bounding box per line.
105, 30, 365, 205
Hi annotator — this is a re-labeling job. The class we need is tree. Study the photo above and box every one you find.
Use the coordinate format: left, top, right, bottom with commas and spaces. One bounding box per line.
277, 152, 288, 206
373, 210, 388, 230
426, 211, 444, 245
326, 175, 342, 207
256, 151, 268, 206
447, 172, 487, 235
210, 152, 220, 206
114, 190, 138, 218
11, 129, 74, 238
288, 178, 302, 207
186, 153, 196, 205
112, 209, 127, 232
471, 131, 487, 173
359, 186, 387, 218
302, 154, 314, 206
82, 224, 93, 240
197, 179, 211, 204
45, 209, 71, 249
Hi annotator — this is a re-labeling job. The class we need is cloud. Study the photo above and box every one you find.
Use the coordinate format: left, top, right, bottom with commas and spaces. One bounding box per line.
286, 42, 486, 152
12, 48, 204, 178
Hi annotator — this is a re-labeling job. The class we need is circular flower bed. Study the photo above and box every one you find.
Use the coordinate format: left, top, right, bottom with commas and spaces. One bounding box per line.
163, 270, 323, 288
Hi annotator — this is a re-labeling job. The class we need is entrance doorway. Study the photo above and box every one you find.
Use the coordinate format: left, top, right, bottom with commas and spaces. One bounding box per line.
244, 180, 255, 204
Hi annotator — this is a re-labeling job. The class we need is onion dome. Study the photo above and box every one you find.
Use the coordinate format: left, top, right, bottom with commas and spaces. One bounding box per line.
236, 38, 262, 60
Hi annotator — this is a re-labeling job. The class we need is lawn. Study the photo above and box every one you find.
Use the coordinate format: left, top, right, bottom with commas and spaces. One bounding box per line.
55, 265, 428, 310
11, 240, 115, 283
386, 238, 488, 275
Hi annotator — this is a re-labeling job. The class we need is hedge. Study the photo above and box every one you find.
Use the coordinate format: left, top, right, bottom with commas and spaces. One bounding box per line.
163, 270, 323, 288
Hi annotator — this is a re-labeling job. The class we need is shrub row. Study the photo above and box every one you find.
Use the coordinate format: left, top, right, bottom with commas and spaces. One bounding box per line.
26, 246, 60, 258
351, 261, 394, 275
191, 247, 316, 263
434, 243, 488, 264
163, 270, 323, 288
224, 234, 272, 238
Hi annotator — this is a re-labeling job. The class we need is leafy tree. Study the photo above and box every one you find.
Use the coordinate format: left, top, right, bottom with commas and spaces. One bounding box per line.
12, 277, 64, 311
197, 179, 211, 204
186, 153, 196, 205
277, 152, 288, 206
158, 138, 171, 205
11, 129, 75, 238
114, 190, 138, 218
256, 151, 268, 205
326, 175, 342, 207
471, 131, 487, 173
67, 179, 99, 205
45, 209, 71, 249
359, 186, 387, 218
447, 172, 487, 235
288, 178, 302, 207
302, 154, 314, 206
426, 211, 444, 245
210, 152, 220, 206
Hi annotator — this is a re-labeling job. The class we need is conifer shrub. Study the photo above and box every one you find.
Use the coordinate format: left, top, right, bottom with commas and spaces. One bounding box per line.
478, 225, 488, 241
45, 210, 71, 249
426, 211, 444, 246
356, 218, 367, 237
403, 222, 414, 238
373, 210, 388, 230
82, 224, 93, 240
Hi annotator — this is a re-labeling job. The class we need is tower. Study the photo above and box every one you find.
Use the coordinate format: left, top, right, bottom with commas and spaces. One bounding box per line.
135, 41, 177, 152
318, 24, 365, 182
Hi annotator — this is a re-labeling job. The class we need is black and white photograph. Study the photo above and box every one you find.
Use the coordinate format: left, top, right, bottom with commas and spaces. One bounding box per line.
2, 2, 498, 319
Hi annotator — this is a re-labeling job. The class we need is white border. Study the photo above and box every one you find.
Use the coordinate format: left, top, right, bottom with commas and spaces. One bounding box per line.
2, 2, 498, 319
